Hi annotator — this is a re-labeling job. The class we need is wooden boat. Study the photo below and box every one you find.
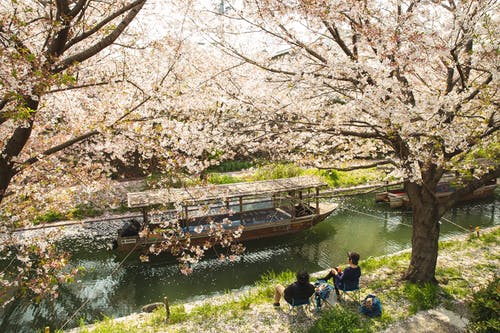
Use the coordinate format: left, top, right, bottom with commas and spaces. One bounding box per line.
116, 176, 338, 251
375, 179, 497, 209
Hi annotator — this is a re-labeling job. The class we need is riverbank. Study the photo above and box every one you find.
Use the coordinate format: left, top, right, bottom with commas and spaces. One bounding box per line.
70, 226, 500, 333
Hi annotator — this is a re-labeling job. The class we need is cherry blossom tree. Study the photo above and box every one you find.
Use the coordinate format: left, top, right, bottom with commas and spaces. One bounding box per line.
194, 0, 499, 282
0, 0, 252, 308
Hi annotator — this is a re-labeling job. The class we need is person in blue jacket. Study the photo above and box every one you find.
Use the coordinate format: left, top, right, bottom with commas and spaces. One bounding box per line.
320, 251, 361, 298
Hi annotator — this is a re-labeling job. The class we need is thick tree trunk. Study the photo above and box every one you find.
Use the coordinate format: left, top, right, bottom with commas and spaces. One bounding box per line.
404, 182, 442, 283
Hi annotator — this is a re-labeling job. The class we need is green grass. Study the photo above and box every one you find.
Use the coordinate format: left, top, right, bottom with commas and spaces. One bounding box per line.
207, 173, 242, 184
206, 160, 255, 173
308, 306, 372, 333
468, 277, 500, 333
252, 163, 304, 180
67, 203, 103, 219
34, 209, 66, 224
33, 203, 104, 225
404, 282, 440, 314
304, 168, 384, 188
77, 316, 141, 333
360, 252, 411, 274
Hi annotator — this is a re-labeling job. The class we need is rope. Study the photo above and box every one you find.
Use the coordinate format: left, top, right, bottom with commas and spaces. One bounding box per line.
344, 207, 472, 233
341, 207, 413, 228
59, 240, 141, 331
439, 216, 470, 233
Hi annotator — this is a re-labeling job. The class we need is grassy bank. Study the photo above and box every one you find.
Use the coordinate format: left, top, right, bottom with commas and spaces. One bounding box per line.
69, 227, 499, 333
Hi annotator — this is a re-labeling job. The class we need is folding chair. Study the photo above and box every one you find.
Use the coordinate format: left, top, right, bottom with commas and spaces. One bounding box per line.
288, 297, 314, 320
340, 279, 361, 304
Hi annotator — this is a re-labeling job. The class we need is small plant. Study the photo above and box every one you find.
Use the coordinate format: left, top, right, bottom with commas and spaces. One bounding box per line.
308, 306, 371, 333
468, 277, 500, 333
404, 282, 440, 314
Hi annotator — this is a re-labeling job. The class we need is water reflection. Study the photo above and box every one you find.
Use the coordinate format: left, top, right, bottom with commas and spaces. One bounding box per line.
0, 193, 498, 332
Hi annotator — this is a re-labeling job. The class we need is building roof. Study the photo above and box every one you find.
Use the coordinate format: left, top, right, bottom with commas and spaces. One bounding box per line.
127, 176, 326, 208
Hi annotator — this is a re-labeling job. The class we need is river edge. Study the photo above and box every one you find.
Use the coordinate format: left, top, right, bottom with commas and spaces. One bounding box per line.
68, 226, 500, 333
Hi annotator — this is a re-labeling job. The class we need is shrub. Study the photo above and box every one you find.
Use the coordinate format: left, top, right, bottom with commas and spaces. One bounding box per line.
468, 277, 500, 333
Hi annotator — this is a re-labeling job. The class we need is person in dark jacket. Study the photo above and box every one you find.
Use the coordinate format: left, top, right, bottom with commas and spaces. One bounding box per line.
273, 270, 315, 307
320, 251, 361, 297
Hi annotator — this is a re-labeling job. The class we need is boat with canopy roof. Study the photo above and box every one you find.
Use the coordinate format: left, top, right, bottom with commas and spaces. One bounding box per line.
116, 176, 338, 251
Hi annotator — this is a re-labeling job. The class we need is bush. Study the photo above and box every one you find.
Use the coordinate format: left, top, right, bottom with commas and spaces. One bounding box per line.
308, 306, 371, 333
468, 278, 500, 333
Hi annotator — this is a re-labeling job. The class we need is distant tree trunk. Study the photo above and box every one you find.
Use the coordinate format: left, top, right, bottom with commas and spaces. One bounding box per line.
404, 182, 442, 283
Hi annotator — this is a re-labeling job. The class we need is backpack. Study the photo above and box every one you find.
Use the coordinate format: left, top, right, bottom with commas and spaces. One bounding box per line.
360, 294, 382, 317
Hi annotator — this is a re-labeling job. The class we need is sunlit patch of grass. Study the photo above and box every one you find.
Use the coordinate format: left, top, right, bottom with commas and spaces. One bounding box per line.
207, 173, 242, 184
77, 316, 141, 333
360, 252, 411, 274
436, 267, 470, 299
252, 163, 304, 180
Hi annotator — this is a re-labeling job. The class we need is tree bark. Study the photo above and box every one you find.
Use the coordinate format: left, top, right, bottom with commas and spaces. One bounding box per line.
404, 182, 442, 283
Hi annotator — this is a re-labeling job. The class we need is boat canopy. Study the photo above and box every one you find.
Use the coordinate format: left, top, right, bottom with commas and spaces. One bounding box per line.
127, 176, 326, 208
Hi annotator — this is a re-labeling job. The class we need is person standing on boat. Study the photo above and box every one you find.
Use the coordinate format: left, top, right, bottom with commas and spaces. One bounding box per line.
320, 251, 361, 298
273, 270, 315, 307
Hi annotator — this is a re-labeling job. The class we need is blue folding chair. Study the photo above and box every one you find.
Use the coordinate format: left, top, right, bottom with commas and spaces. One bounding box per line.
340, 279, 361, 304
288, 297, 314, 319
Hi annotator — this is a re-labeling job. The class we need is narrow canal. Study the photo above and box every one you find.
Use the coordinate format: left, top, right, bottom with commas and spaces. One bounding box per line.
1, 193, 498, 332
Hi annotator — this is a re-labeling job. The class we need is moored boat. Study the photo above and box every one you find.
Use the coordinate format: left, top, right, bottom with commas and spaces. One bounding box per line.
375, 178, 497, 209
116, 176, 338, 251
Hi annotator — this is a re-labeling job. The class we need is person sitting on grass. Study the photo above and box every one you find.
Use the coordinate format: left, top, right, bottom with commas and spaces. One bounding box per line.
319, 251, 361, 298
273, 270, 316, 307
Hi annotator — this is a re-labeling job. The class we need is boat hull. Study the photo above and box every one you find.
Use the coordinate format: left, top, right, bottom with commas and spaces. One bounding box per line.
116, 203, 337, 252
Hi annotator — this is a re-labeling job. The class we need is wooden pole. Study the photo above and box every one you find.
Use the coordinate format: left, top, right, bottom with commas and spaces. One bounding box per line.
164, 296, 170, 322
315, 187, 320, 214
142, 208, 148, 225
